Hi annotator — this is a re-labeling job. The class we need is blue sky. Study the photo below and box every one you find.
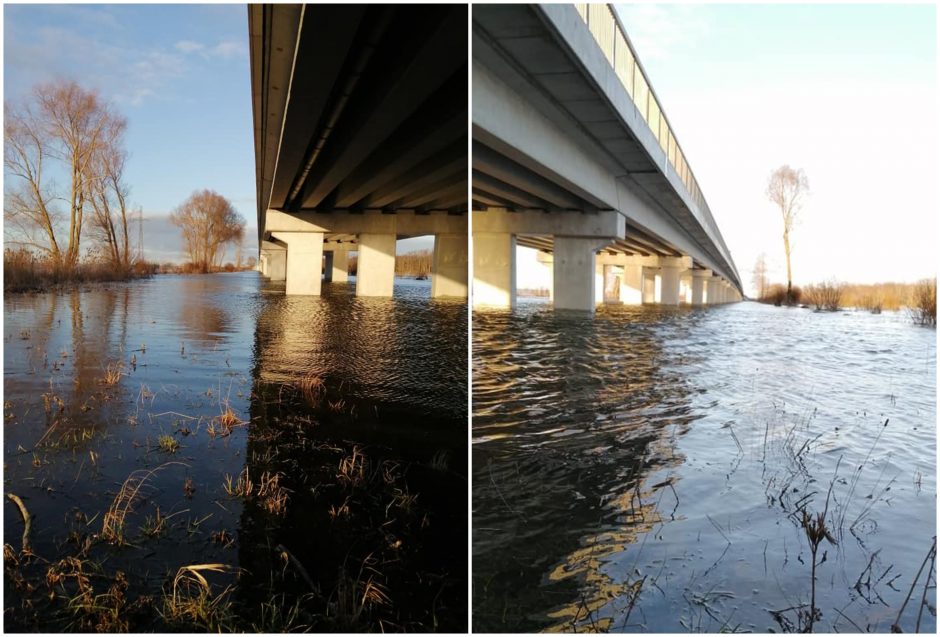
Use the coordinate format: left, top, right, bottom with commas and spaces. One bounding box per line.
5, 4, 256, 262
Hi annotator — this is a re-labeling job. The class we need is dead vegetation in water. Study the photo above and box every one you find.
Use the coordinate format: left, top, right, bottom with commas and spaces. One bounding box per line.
100, 361, 124, 386
337, 446, 368, 487
296, 373, 326, 406
326, 558, 391, 632
909, 278, 936, 327
161, 563, 236, 631
222, 467, 290, 516
102, 463, 182, 545
803, 279, 846, 312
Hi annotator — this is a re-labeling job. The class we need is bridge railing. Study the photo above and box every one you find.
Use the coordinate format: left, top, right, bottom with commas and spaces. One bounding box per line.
573, 4, 730, 265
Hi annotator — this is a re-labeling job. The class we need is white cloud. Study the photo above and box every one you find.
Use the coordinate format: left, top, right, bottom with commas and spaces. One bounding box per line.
175, 40, 204, 54
210, 40, 246, 59
5, 25, 186, 108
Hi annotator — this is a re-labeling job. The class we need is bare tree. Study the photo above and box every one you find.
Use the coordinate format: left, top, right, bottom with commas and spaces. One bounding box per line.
169, 190, 245, 273
87, 115, 132, 270
4, 80, 123, 270
751, 253, 769, 299
766, 165, 809, 304
4, 100, 62, 262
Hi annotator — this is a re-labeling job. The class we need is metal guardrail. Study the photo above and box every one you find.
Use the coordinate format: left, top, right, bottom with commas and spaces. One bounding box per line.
573, 4, 732, 270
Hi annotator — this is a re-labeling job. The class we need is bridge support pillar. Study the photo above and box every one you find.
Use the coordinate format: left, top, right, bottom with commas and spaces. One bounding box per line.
706, 277, 720, 305
642, 268, 660, 304
327, 248, 350, 283
431, 234, 468, 298
323, 252, 333, 282
356, 233, 396, 297
691, 269, 711, 306
679, 273, 692, 304
270, 232, 322, 295
553, 236, 605, 312
473, 233, 516, 309
657, 256, 692, 306
265, 247, 287, 282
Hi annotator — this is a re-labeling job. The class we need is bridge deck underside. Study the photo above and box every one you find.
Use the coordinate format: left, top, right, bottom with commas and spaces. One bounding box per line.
251, 5, 468, 243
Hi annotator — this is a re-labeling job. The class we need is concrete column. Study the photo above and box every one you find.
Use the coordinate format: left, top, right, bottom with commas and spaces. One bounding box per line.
323, 251, 334, 282
621, 263, 643, 305
271, 232, 323, 295
473, 233, 516, 309
331, 249, 349, 283
431, 234, 468, 298
356, 233, 396, 297
691, 269, 711, 306
642, 268, 660, 304
707, 277, 720, 305
553, 236, 601, 312
267, 249, 287, 282
660, 267, 681, 306
657, 257, 692, 306
259, 253, 268, 277
679, 274, 692, 304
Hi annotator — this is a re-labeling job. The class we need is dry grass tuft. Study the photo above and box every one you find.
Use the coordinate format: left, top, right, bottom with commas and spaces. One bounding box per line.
910, 278, 936, 327
296, 374, 326, 406
100, 361, 124, 386
804, 280, 845, 312
157, 434, 180, 454
328, 563, 391, 631
162, 563, 235, 631
337, 446, 367, 487
102, 464, 177, 544
222, 468, 290, 516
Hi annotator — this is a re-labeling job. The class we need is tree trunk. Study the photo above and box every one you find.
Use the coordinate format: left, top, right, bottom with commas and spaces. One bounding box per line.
783, 230, 793, 304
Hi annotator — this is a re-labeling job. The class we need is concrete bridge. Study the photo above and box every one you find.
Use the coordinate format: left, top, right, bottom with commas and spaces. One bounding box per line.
472, 4, 743, 311
249, 4, 468, 297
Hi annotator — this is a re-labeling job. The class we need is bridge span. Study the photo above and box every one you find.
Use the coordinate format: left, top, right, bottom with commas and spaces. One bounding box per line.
472, 4, 743, 311
250, 4, 468, 297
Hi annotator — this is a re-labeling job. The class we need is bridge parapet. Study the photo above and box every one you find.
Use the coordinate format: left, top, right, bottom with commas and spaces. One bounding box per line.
552, 4, 738, 286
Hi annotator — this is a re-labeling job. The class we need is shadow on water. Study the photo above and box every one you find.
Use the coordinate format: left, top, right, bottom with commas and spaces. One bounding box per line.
3, 273, 467, 632
473, 302, 936, 633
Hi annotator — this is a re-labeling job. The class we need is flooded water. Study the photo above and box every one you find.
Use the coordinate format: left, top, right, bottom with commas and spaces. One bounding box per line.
473, 301, 936, 633
4, 272, 467, 632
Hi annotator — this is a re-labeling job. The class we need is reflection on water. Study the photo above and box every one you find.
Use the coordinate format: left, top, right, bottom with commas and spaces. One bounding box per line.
4, 273, 467, 631
473, 302, 935, 633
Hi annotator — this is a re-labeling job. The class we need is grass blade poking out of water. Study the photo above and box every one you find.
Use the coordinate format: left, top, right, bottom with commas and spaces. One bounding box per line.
102, 463, 184, 545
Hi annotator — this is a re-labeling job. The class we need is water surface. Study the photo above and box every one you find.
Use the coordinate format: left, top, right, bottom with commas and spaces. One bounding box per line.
473, 300, 935, 632
4, 272, 467, 631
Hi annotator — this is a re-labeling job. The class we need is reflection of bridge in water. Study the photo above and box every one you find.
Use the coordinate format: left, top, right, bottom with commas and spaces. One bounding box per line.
473, 4, 743, 312
472, 309, 702, 631
250, 5, 468, 298
236, 282, 468, 630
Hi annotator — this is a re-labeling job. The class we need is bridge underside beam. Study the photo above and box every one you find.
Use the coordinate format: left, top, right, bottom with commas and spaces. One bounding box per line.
265, 209, 466, 238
